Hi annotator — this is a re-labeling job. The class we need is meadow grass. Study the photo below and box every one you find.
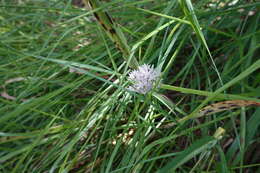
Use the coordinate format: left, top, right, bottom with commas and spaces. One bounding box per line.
0, 0, 260, 172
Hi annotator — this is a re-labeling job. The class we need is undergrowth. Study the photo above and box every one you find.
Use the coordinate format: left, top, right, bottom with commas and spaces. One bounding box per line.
0, 0, 260, 172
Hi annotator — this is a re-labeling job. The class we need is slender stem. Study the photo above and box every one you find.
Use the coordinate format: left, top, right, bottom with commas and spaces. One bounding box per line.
161, 84, 260, 102
83, 0, 139, 68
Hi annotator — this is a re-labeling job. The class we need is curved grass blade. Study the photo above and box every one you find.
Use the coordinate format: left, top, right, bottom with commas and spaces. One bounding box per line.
152, 100, 260, 131
83, 0, 138, 68
158, 136, 216, 172
198, 100, 260, 117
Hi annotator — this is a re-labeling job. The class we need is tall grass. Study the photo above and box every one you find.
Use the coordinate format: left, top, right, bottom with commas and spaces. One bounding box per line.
0, 0, 260, 172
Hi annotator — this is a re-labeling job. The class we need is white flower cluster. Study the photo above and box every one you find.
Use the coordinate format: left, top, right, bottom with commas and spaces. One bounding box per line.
128, 64, 161, 94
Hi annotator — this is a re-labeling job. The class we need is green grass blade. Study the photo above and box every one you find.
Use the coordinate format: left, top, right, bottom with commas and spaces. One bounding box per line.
158, 136, 216, 172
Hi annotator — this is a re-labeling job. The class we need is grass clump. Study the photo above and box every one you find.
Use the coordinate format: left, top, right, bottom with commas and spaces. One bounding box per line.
0, 0, 260, 172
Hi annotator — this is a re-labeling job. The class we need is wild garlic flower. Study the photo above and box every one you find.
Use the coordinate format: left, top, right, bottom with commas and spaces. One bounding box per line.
128, 64, 161, 94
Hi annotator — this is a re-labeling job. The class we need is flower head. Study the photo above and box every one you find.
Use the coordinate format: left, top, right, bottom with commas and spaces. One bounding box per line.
128, 64, 161, 94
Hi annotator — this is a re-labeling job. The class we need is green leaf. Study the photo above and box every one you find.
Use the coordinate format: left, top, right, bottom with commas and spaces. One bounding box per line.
246, 108, 260, 145
158, 136, 216, 172
216, 145, 230, 173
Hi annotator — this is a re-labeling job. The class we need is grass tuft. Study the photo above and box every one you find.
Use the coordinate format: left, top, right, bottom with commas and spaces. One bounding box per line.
0, 0, 259, 172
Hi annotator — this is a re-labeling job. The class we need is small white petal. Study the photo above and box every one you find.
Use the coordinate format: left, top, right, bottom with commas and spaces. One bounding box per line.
127, 64, 161, 94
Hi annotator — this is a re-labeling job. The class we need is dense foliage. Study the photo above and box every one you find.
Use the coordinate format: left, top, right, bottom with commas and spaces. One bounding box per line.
0, 0, 259, 172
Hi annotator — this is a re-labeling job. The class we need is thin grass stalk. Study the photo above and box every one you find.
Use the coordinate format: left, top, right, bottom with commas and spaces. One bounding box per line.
83, 0, 139, 68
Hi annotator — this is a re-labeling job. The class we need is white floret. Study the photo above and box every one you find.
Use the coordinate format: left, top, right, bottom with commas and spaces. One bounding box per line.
128, 64, 161, 94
